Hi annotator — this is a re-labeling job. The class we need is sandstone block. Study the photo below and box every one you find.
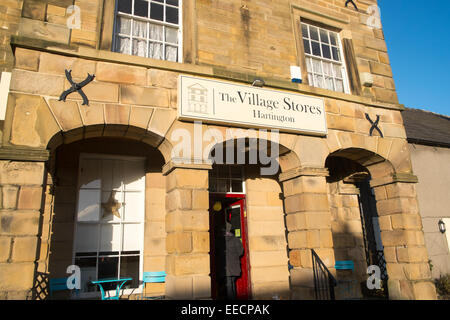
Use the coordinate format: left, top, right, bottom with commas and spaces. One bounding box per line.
0, 161, 45, 185
11, 236, 38, 262
166, 253, 210, 276
148, 69, 178, 89
193, 275, 211, 299
412, 281, 437, 300
97, 62, 147, 85
121, 85, 169, 108
17, 186, 42, 210
396, 246, 429, 263
0, 262, 35, 291
14, 48, 40, 71
165, 210, 209, 233
0, 237, 11, 262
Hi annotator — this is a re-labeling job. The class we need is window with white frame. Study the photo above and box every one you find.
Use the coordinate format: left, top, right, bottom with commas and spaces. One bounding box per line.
301, 22, 349, 93
114, 0, 181, 62
74, 154, 145, 295
209, 165, 245, 194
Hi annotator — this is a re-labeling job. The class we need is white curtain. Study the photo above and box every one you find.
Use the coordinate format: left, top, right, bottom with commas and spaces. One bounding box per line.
165, 46, 178, 62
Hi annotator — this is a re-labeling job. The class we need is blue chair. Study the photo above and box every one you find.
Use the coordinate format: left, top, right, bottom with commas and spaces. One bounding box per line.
141, 271, 166, 300
49, 277, 79, 299
334, 260, 357, 299
335, 260, 354, 271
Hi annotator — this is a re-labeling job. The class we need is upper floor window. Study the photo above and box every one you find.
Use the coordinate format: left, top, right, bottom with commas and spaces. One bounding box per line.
301, 22, 349, 94
114, 0, 181, 62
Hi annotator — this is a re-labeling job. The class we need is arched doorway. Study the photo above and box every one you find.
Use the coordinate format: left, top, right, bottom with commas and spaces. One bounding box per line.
45, 135, 166, 299
326, 150, 389, 299
207, 137, 291, 300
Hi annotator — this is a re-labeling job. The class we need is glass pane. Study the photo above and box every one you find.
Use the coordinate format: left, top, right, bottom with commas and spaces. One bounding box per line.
303, 39, 310, 54
230, 166, 242, 178
150, 3, 163, 21
115, 36, 130, 54
311, 41, 321, 56
133, 20, 147, 38
322, 44, 331, 59
165, 45, 178, 62
218, 166, 229, 178
333, 64, 342, 78
149, 42, 163, 59
79, 159, 101, 189
216, 179, 228, 193
325, 77, 334, 91
330, 32, 337, 46
112, 160, 124, 190
166, 6, 179, 24
167, 0, 179, 6
116, 17, 131, 35
134, 0, 148, 17
120, 256, 140, 289
332, 46, 340, 61
336, 79, 344, 92
154, 0, 164, 2
100, 224, 121, 252
301, 24, 308, 38
311, 58, 322, 73
122, 224, 141, 251
118, 0, 132, 14
101, 191, 122, 221
149, 23, 163, 40
75, 224, 99, 252
165, 27, 178, 44
75, 257, 97, 293
305, 57, 313, 72
231, 180, 243, 193
323, 61, 332, 76
78, 189, 100, 221
320, 29, 329, 44
314, 74, 324, 88
132, 39, 147, 57
98, 257, 119, 289
209, 179, 217, 192
308, 73, 314, 86
309, 26, 319, 41
100, 159, 113, 191
123, 160, 145, 191
123, 192, 144, 221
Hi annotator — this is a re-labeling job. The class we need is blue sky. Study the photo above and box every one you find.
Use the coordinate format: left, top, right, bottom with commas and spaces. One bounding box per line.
378, 0, 450, 116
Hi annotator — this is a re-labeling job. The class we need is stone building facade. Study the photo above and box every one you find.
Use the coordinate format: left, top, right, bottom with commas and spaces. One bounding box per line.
0, 0, 437, 300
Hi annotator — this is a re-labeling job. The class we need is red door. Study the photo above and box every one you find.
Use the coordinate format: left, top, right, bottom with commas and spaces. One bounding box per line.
225, 198, 250, 299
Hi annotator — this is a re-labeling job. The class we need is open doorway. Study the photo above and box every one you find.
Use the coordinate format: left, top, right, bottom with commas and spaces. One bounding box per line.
209, 165, 251, 300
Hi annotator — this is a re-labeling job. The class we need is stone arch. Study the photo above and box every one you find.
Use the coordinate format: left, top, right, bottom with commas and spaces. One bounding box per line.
325, 130, 413, 175
205, 135, 298, 299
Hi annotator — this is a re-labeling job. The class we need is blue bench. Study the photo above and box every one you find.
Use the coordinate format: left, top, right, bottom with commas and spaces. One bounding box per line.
141, 271, 166, 300
335, 260, 354, 271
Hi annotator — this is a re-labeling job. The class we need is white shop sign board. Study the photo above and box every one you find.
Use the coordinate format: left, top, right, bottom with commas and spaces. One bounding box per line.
178, 75, 327, 136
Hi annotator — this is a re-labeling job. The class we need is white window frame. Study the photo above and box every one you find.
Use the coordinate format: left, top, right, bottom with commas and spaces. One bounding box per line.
301, 21, 350, 94
112, 0, 183, 63
72, 153, 146, 299
209, 165, 246, 195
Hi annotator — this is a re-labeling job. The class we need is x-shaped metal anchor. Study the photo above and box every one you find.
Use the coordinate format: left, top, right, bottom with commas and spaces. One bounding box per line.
365, 113, 383, 138
59, 69, 95, 106
345, 0, 358, 10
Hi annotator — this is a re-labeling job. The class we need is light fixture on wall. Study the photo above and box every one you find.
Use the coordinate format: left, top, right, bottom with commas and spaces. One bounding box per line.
252, 78, 265, 87
438, 219, 446, 234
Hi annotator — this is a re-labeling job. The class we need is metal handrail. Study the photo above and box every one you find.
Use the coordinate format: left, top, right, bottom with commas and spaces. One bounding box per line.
311, 249, 337, 300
